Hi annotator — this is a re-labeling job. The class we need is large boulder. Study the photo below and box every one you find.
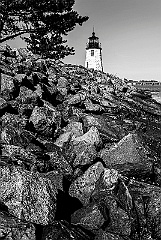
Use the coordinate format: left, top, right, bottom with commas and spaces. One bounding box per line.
100, 132, 153, 179
72, 126, 102, 148
54, 121, 84, 148
69, 162, 104, 205
29, 104, 61, 137
0, 165, 57, 225
71, 141, 97, 168
69, 163, 119, 207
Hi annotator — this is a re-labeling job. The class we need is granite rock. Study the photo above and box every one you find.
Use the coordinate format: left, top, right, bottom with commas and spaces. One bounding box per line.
0, 211, 36, 240
100, 132, 153, 179
0, 165, 57, 225
69, 162, 104, 205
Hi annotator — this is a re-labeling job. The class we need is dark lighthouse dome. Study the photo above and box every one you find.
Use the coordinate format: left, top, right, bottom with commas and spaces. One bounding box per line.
86, 30, 102, 50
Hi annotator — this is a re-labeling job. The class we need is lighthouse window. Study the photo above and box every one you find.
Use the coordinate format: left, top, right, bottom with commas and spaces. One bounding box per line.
91, 50, 94, 56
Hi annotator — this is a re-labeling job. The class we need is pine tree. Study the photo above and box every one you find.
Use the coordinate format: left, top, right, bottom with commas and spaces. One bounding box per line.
0, 0, 88, 59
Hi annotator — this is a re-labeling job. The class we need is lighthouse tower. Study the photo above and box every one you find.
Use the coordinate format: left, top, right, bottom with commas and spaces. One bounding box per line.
85, 29, 103, 71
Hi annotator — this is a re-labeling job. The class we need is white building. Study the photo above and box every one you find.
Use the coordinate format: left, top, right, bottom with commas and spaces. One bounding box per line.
85, 30, 103, 72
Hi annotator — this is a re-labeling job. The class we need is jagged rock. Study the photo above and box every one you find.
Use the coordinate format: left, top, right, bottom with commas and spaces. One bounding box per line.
48, 149, 73, 176
0, 211, 36, 240
71, 203, 105, 230
55, 121, 84, 147
29, 104, 61, 137
14, 73, 26, 85
15, 86, 42, 117
0, 165, 57, 225
94, 168, 119, 194
1, 144, 37, 170
100, 99, 118, 108
100, 132, 153, 179
64, 121, 84, 138
54, 131, 72, 148
82, 114, 120, 142
32, 71, 48, 84
71, 141, 97, 168
34, 83, 44, 98
84, 98, 104, 112
69, 162, 105, 205
72, 126, 102, 148
114, 179, 133, 215
1, 115, 34, 147
99, 81, 115, 96
57, 76, 68, 96
0, 73, 18, 100
16, 86, 40, 105
65, 91, 86, 105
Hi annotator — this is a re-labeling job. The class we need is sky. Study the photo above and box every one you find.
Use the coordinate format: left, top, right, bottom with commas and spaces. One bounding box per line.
4, 0, 161, 81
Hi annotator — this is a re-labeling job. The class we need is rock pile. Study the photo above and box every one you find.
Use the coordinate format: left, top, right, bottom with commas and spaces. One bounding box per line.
1, 45, 161, 240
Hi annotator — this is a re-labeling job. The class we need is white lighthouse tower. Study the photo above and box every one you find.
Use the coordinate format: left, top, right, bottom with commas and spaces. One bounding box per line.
85, 29, 103, 72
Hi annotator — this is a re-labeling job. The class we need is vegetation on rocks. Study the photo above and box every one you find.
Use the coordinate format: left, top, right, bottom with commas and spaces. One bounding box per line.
0, 0, 88, 59
1, 45, 161, 239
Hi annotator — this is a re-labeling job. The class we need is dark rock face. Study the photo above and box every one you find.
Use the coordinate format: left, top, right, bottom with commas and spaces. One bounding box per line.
1, 46, 161, 239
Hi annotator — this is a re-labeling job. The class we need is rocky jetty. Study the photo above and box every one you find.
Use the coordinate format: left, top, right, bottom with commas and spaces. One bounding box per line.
1, 45, 161, 240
